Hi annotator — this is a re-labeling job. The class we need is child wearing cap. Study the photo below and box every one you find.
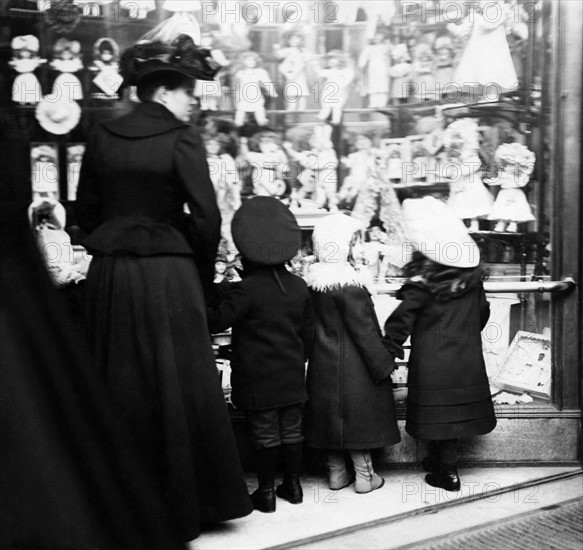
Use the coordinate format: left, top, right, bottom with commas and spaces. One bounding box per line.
383, 196, 496, 492
206, 196, 314, 514
304, 213, 400, 495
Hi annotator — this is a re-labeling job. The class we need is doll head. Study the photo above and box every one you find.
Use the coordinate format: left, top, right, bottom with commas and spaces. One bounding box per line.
433, 35, 454, 67
199, 31, 215, 49
53, 38, 81, 61
94, 38, 119, 64
353, 133, 373, 151
203, 135, 222, 156
215, 256, 228, 275
392, 44, 411, 64
495, 142, 536, 177
443, 118, 480, 156
238, 51, 261, 69
11, 35, 40, 59
325, 50, 349, 69
413, 43, 434, 72
283, 29, 305, 48
309, 124, 333, 151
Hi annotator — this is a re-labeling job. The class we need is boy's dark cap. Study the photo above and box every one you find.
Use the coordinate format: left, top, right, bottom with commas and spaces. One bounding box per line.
232, 197, 301, 265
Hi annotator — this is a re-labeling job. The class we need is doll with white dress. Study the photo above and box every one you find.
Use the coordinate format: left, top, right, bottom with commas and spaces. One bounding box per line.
358, 29, 392, 109
9, 35, 46, 105
273, 29, 311, 112
388, 44, 413, 104
204, 134, 241, 253
442, 118, 494, 232
433, 35, 455, 94
486, 142, 536, 232
410, 43, 436, 103
195, 31, 229, 111
50, 38, 84, 101
31, 145, 59, 201
315, 50, 354, 126
449, 0, 518, 100
89, 38, 123, 100
233, 51, 277, 127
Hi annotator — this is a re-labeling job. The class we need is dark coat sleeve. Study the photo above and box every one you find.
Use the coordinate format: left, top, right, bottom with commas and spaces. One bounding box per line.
206, 283, 251, 334
335, 286, 396, 383
174, 127, 221, 287
383, 284, 431, 359
479, 284, 490, 329
301, 295, 315, 361
75, 128, 103, 235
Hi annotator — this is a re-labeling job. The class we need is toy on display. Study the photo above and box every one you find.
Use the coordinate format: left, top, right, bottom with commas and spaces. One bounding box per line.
9, 35, 45, 105
273, 28, 311, 112
194, 30, 230, 111
232, 51, 277, 127
89, 38, 123, 100
442, 118, 494, 231
50, 38, 84, 101
358, 27, 392, 108
486, 142, 536, 232
388, 43, 413, 104
315, 50, 354, 125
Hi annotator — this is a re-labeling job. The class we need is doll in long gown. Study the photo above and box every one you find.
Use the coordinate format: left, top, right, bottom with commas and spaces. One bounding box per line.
195, 31, 229, 111
486, 142, 536, 232
50, 38, 84, 101
337, 134, 376, 210
442, 118, 494, 232
315, 50, 354, 125
449, 0, 518, 100
273, 29, 311, 112
233, 51, 277, 127
358, 29, 391, 109
204, 134, 241, 253
388, 44, 413, 104
9, 35, 46, 105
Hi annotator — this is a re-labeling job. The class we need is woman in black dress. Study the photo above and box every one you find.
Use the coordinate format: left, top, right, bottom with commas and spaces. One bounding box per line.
75, 37, 252, 542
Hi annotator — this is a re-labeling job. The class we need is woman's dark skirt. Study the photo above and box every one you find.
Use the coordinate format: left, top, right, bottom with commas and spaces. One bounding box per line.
85, 254, 252, 541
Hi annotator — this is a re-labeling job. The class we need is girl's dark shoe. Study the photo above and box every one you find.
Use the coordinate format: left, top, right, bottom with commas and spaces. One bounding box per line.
276, 475, 303, 504
421, 456, 440, 474
425, 464, 461, 492
251, 486, 276, 513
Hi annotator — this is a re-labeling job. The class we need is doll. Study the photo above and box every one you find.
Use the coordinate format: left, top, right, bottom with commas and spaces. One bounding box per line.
388, 44, 413, 104
66, 144, 86, 201
194, 31, 229, 111
31, 144, 59, 201
214, 255, 228, 283
358, 28, 392, 109
273, 29, 311, 112
363, 221, 404, 283
433, 34, 455, 94
305, 213, 400, 494
486, 142, 536, 232
337, 133, 376, 210
386, 144, 404, 184
238, 128, 289, 198
283, 124, 338, 211
442, 118, 493, 232
409, 43, 436, 103
315, 50, 354, 126
232, 51, 277, 127
89, 38, 123, 100
9, 35, 46, 105
50, 38, 84, 101
28, 197, 89, 286
449, 0, 518, 100
204, 134, 241, 253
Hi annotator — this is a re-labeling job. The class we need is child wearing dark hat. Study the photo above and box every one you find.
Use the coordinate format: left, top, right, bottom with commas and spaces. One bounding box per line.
206, 196, 314, 513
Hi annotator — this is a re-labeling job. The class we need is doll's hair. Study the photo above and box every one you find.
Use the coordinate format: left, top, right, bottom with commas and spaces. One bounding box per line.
282, 28, 306, 47
402, 251, 486, 299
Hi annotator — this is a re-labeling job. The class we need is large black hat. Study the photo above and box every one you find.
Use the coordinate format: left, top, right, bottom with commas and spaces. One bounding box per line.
232, 197, 301, 265
119, 36, 219, 86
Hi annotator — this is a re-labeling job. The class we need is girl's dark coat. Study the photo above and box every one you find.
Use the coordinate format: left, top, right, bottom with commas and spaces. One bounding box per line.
305, 285, 400, 450
75, 101, 252, 540
383, 278, 497, 440
207, 265, 314, 411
